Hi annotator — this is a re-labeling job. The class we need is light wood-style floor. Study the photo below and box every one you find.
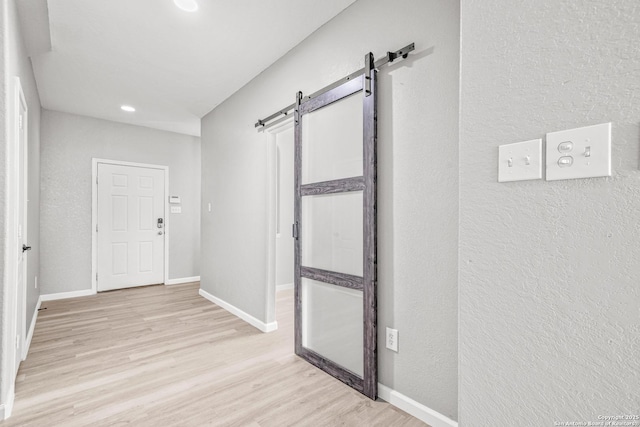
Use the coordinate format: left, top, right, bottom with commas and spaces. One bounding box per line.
3, 283, 425, 426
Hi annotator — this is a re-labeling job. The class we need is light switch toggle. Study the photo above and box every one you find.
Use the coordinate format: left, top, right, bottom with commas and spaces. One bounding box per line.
498, 138, 542, 182
558, 156, 574, 167
558, 141, 573, 153
584, 146, 591, 157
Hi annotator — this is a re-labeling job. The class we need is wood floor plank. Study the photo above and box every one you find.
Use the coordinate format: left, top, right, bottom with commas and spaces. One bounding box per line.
1, 283, 427, 426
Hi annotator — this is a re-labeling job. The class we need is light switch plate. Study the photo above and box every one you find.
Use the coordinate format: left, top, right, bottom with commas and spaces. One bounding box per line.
498, 139, 543, 182
170, 206, 182, 214
546, 122, 611, 181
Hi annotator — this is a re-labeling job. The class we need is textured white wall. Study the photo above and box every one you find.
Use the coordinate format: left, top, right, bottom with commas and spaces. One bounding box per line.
1, 0, 43, 408
459, 0, 640, 425
40, 110, 201, 294
201, 0, 459, 419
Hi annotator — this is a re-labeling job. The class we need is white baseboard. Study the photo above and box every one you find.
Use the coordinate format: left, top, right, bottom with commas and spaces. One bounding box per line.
0, 383, 15, 419
40, 289, 96, 301
377, 383, 457, 427
165, 276, 201, 285
276, 282, 293, 292
23, 296, 42, 360
198, 288, 278, 333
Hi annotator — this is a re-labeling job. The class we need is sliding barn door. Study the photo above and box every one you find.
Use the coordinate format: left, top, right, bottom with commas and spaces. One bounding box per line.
294, 66, 377, 399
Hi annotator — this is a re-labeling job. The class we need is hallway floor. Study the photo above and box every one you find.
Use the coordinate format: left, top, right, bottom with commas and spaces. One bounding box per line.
3, 283, 425, 426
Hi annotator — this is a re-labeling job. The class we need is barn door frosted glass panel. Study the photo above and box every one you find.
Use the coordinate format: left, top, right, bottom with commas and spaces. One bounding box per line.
301, 278, 363, 376
301, 191, 363, 276
301, 92, 363, 185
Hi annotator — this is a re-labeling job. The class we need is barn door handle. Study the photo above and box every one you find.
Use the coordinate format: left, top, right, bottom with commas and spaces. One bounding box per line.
22, 244, 31, 252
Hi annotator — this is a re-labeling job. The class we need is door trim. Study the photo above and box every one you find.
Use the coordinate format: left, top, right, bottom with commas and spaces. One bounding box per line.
91, 158, 169, 293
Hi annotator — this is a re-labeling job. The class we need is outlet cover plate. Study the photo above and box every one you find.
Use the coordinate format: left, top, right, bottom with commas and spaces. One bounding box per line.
546, 122, 611, 181
386, 327, 398, 352
498, 139, 543, 182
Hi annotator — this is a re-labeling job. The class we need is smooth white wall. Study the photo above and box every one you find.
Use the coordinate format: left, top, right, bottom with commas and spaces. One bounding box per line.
40, 110, 201, 294
201, 0, 459, 419
459, 0, 640, 425
1, 0, 42, 410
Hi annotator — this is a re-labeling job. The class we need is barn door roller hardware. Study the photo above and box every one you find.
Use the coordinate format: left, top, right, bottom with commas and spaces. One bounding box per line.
255, 42, 414, 129
364, 51, 374, 97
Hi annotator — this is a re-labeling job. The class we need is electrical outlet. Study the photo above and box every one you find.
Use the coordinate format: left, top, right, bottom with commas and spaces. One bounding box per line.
35, 276, 38, 289
386, 327, 398, 352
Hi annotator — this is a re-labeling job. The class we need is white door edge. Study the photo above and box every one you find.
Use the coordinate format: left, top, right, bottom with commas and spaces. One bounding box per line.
91, 158, 169, 293
19, 79, 28, 361
3, 77, 29, 399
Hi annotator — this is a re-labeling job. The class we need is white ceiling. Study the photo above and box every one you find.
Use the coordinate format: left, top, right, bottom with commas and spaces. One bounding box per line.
27, 0, 357, 136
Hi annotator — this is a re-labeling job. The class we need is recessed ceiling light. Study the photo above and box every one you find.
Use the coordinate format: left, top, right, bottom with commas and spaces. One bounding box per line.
174, 0, 198, 12
121, 105, 136, 112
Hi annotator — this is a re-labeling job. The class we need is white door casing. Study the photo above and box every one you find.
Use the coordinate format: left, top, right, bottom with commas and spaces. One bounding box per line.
95, 161, 166, 291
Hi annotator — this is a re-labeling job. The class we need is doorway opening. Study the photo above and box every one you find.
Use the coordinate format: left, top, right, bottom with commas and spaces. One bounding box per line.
266, 118, 295, 326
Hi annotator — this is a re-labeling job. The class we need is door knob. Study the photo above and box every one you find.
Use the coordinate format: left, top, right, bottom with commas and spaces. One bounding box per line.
158, 231, 163, 235
22, 244, 31, 252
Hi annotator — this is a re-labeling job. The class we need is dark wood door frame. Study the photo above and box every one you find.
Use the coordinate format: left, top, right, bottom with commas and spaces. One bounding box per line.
293, 58, 378, 399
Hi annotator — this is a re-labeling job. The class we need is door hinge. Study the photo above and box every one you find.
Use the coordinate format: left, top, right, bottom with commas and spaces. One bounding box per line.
292, 222, 299, 240
96, 272, 98, 281
96, 224, 98, 232
19, 114, 23, 130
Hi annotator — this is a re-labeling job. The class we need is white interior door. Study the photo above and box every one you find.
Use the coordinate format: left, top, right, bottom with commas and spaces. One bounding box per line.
97, 163, 165, 291
15, 87, 28, 372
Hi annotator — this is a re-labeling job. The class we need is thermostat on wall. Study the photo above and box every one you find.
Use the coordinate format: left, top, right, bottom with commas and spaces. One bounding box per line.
169, 196, 181, 204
